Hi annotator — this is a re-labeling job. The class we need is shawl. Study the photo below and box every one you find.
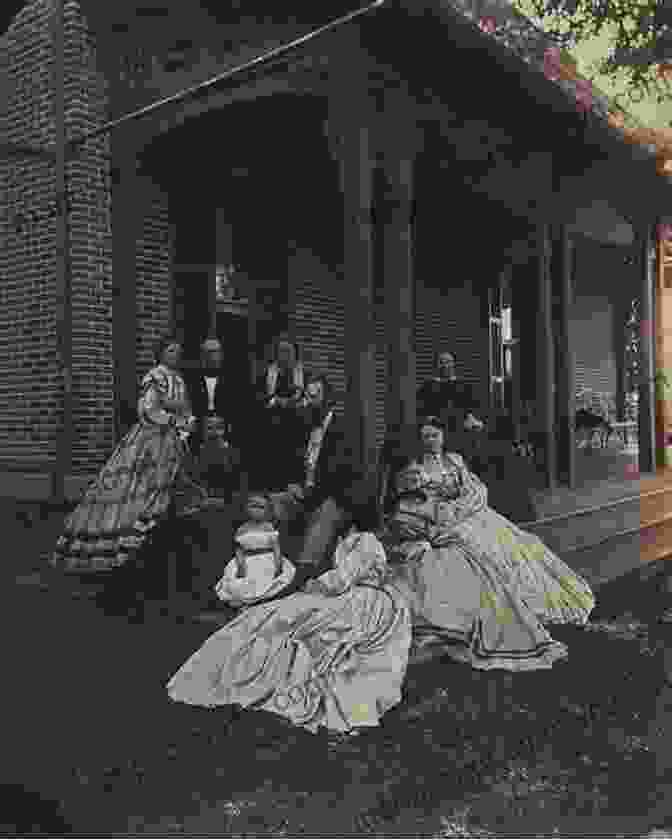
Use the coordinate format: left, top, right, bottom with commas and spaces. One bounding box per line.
390, 453, 488, 540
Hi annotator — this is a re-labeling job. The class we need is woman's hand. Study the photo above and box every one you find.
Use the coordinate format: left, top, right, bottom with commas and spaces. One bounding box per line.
303, 579, 327, 596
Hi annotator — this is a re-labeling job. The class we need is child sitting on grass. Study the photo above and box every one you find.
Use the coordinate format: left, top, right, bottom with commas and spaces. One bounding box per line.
214, 492, 295, 607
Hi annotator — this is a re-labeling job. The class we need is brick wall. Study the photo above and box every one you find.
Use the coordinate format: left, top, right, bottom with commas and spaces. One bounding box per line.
135, 190, 172, 380
0, 0, 113, 474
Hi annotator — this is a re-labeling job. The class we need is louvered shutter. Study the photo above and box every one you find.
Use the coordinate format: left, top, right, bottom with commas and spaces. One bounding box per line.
415, 280, 489, 413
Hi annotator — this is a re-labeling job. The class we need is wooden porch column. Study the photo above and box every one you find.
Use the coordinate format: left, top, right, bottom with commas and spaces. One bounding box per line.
212, 209, 234, 340
536, 224, 557, 488
552, 225, 576, 488
638, 225, 657, 474
655, 227, 672, 469
328, 49, 377, 481
612, 296, 629, 424
111, 136, 141, 441
380, 106, 418, 446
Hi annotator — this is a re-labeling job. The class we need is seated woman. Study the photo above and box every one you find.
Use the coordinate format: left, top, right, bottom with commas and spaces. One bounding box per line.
167, 503, 412, 736
380, 416, 595, 672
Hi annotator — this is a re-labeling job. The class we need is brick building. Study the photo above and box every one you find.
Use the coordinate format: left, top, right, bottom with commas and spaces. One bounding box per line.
0, 0, 670, 501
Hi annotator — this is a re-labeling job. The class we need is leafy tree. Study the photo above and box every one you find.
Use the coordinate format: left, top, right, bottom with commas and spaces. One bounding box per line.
510, 0, 672, 106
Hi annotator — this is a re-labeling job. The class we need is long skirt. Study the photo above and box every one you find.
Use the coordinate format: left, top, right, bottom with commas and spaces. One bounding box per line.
167, 581, 413, 733
52, 421, 186, 573
386, 507, 595, 672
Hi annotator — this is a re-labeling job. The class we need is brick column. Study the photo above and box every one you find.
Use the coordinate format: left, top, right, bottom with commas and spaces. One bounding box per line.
111, 139, 141, 440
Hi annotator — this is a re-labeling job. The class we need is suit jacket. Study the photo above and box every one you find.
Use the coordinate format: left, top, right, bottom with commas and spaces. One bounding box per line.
303, 410, 374, 521
184, 370, 235, 452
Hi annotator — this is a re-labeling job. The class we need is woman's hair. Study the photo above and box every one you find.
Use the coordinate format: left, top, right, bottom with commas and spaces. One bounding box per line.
418, 415, 445, 433
270, 334, 301, 363
153, 334, 181, 365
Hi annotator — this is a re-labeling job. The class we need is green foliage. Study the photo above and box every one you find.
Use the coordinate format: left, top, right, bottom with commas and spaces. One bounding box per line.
510, 0, 672, 105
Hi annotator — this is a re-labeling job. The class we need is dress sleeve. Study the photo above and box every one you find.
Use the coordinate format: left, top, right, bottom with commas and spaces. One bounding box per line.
314, 532, 386, 595
138, 370, 174, 426
439, 454, 488, 526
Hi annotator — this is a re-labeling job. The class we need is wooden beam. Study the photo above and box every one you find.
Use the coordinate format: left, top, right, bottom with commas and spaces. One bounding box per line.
536, 224, 557, 489
655, 227, 672, 469
52, 0, 72, 503
328, 40, 377, 482
638, 225, 657, 475
553, 225, 576, 488
380, 101, 418, 445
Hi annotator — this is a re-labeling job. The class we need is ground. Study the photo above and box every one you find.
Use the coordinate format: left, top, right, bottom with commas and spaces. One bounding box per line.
3, 501, 672, 837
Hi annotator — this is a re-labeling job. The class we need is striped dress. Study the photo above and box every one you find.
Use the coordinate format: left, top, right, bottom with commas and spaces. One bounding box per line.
52, 364, 193, 573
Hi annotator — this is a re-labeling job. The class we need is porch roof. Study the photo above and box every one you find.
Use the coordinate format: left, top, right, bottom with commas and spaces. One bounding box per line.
17, 0, 669, 231
359, 0, 672, 229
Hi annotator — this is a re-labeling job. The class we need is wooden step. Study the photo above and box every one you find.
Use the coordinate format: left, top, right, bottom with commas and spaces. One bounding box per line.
525, 469, 672, 589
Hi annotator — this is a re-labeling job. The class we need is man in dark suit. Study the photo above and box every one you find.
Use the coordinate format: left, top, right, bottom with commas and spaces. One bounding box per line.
184, 338, 243, 500
185, 338, 229, 451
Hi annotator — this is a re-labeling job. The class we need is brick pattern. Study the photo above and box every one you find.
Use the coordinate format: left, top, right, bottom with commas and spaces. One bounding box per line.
135, 190, 172, 380
0, 0, 114, 474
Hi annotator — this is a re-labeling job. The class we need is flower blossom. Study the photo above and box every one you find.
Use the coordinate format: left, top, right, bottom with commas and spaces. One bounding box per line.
543, 46, 563, 81
658, 223, 672, 242
574, 78, 593, 113
478, 16, 497, 34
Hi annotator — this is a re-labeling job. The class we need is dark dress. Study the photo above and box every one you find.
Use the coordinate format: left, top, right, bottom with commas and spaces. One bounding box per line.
249, 366, 307, 492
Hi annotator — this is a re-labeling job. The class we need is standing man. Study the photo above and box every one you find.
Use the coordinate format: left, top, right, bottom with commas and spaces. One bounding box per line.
185, 337, 242, 500
186, 338, 229, 454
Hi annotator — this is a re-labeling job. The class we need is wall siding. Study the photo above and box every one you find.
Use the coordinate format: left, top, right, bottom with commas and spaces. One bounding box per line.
289, 247, 489, 450
571, 235, 636, 399
415, 279, 489, 414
